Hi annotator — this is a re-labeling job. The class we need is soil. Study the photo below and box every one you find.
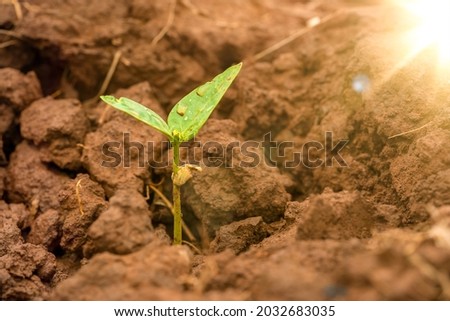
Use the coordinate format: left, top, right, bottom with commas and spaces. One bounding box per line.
1, 0, 450, 300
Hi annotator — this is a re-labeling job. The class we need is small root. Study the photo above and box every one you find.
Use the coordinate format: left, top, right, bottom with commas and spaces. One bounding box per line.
388, 121, 433, 139
120, 56, 131, 66
199, 221, 210, 251
182, 240, 202, 254
245, 11, 342, 64
11, 0, 23, 20
89, 50, 123, 121
76, 143, 87, 150
0, 39, 19, 49
88, 50, 123, 123
98, 104, 111, 125
96, 50, 122, 98
50, 89, 62, 98
151, 0, 176, 47
29, 197, 39, 218
0, 29, 24, 40
76, 178, 85, 217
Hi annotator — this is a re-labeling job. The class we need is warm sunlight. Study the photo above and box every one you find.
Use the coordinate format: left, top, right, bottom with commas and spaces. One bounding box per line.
404, 0, 450, 64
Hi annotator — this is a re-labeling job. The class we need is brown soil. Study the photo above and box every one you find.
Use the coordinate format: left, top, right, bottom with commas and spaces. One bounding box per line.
1, 0, 450, 300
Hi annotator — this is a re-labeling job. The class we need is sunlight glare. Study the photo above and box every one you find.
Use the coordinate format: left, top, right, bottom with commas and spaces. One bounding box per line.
405, 0, 450, 64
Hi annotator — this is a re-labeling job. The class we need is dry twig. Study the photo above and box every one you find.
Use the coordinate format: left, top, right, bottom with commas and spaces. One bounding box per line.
88, 50, 122, 116
388, 121, 433, 139
151, 0, 176, 47
0, 39, 19, 49
0, 29, 24, 39
246, 11, 342, 64
11, 0, 23, 20
76, 178, 85, 217
96, 50, 122, 98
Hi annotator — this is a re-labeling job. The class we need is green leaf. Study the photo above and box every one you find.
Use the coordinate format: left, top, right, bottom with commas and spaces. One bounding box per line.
100, 95, 172, 139
168, 63, 242, 142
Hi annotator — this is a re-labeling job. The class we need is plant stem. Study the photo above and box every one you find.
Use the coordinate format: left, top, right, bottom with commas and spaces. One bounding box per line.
172, 140, 182, 245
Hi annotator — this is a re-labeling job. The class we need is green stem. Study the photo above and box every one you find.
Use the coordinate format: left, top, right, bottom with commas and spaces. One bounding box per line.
172, 140, 182, 245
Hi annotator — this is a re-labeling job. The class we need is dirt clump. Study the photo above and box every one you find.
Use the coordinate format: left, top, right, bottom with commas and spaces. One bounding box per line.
181, 119, 291, 237
199, 237, 361, 300
27, 209, 61, 251
0, 167, 6, 198
83, 189, 154, 257
0, 68, 42, 167
82, 82, 167, 197
296, 189, 377, 240
51, 241, 192, 300
210, 216, 269, 254
20, 97, 90, 170
6, 141, 71, 212
58, 174, 108, 254
337, 229, 449, 300
0, 201, 56, 300
0, 104, 15, 165
390, 129, 450, 222
0, 68, 42, 112
10, 0, 309, 103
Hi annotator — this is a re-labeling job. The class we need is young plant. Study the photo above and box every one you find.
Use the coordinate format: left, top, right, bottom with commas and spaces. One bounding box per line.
100, 63, 242, 245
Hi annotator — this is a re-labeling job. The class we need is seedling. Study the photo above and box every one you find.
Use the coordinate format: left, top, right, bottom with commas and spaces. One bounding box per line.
100, 63, 242, 245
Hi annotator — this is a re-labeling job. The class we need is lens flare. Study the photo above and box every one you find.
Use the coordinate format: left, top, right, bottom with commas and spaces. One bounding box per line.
404, 0, 450, 64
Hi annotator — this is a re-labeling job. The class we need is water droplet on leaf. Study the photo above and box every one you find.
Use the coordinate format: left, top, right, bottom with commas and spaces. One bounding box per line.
196, 83, 210, 97
177, 104, 187, 116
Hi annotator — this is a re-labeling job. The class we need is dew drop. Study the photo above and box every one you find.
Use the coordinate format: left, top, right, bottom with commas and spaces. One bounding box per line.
196, 83, 210, 97
177, 104, 187, 116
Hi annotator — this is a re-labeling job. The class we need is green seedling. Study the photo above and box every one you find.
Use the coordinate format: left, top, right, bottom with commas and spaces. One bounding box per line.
100, 63, 242, 245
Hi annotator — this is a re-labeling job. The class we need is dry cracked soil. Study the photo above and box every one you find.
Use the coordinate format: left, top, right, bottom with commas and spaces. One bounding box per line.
1, 0, 450, 300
